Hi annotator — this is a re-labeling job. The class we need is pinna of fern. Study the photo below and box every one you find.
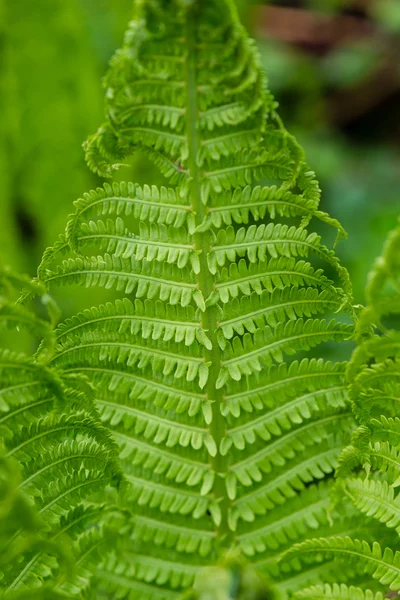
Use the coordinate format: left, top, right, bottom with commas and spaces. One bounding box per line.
0, 267, 123, 598
282, 219, 400, 598
36, 0, 359, 598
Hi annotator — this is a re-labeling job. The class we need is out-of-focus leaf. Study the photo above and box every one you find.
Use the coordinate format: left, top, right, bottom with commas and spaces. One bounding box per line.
321, 41, 382, 89
372, 0, 400, 32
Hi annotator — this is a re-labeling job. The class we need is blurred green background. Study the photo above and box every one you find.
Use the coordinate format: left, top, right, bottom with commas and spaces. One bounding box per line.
0, 0, 399, 306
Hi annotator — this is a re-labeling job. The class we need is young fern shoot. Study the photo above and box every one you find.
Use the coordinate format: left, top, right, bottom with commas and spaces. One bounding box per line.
37, 0, 357, 597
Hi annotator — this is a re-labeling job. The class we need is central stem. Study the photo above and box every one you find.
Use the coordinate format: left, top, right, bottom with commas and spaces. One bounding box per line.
184, 8, 231, 551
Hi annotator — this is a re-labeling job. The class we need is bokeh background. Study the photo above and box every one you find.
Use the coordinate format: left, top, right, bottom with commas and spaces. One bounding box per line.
1, 0, 399, 307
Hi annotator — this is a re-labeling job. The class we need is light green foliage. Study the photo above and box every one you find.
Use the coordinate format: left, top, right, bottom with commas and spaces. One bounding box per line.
372, 0, 400, 31
35, 0, 360, 597
0, 267, 122, 598
285, 219, 400, 596
0, 0, 101, 272
294, 583, 384, 600
285, 537, 400, 591
0, 0, 21, 270
0, 452, 70, 600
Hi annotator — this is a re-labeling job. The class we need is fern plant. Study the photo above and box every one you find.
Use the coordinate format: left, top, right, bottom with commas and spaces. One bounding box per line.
284, 219, 400, 598
0, 267, 122, 598
0, 450, 66, 600
7, 0, 366, 597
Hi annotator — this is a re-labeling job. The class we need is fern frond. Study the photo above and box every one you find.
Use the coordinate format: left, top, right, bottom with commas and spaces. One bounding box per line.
344, 478, 400, 533
4, 412, 114, 461
338, 225, 400, 477
284, 536, 400, 591
35, 0, 356, 596
19, 438, 116, 495
84, 0, 269, 180
52, 508, 129, 599
3, 505, 112, 598
0, 270, 122, 597
364, 219, 400, 311
305, 220, 400, 598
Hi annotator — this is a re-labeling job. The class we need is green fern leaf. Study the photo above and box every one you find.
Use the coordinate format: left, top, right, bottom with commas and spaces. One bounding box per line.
34, 0, 356, 597
345, 478, 400, 533
0, 271, 122, 597
284, 536, 400, 591
305, 219, 400, 596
